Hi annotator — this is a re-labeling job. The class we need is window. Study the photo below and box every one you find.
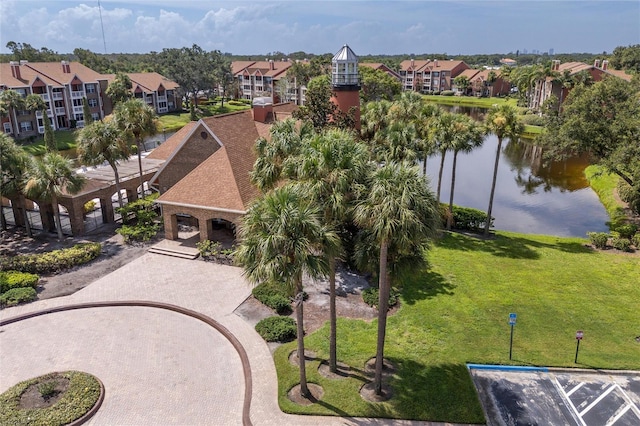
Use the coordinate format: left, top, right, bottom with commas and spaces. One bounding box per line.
158, 101, 167, 109
73, 99, 83, 107
86, 84, 96, 93
91, 113, 100, 121
17, 110, 30, 116
3, 123, 11, 133
75, 113, 84, 121
88, 98, 98, 107
15, 88, 27, 97
19, 121, 33, 131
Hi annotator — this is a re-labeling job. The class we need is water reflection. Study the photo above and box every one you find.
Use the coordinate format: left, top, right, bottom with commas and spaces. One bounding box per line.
424, 105, 609, 237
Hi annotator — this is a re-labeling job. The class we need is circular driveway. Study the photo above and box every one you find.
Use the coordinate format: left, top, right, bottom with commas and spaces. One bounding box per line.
0, 306, 245, 425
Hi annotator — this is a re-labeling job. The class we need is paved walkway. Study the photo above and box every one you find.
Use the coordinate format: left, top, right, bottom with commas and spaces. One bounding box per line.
0, 253, 461, 426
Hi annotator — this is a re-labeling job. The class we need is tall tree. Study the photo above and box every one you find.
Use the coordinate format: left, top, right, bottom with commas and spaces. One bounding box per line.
157, 44, 227, 107
77, 120, 131, 209
483, 105, 524, 235
0, 89, 25, 138
447, 115, 485, 230
431, 112, 459, 202
290, 129, 370, 373
106, 73, 133, 105
453, 75, 470, 94
293, 75, 337, 131
25, 152, 85, 240
82, 97, 94, 126
610, 44, 640, 73
359, 66, 402, 103
0, 134, 33, 234
353, 162, 440, 396
251, 118, 314, 192
24, 94, 55, 152
114, 99, 157, 197
541, 76, 640, 213
235, 184, 338, 399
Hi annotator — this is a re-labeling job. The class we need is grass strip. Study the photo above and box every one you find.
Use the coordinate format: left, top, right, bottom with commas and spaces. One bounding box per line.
584, 165, 625, 224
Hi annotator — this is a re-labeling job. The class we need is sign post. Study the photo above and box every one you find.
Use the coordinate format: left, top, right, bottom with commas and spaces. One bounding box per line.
509, 313, 517, 360
575, 330, 583, 363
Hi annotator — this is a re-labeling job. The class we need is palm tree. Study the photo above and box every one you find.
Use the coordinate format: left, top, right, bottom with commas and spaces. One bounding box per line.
483, 105, 524, 236
292, 129, 370, 373
251, 118, 314, 192
353, 162, 439, 396
235, 184, 338, 398
431, 112, 459, 202
447, 115, 484, 230
360, 100, 392, 143
415, 103, 441, 176
114, 99, 157, 197
25, 152, 85, 240
77, 120, 131, 209
24, 94, 55, 152
0, 89, 25, 138
0, 134, 33, 234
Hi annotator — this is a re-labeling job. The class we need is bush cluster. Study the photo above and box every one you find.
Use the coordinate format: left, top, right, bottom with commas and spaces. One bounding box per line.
519, 114, 546, 126
0, 271, 39, 293
255, 316, 297, 342
612, 237, 632, 252
362, 287, 399, 310
252, 282, 292, 315
0, 287, 37, 307
633, 233, 640, 248
611, 223, 638, 239
116, 193, 160, 243
0, 243, 101, 274
196, 240, 235, 265
587, 232, 609, 249
441, 90, 455, 96
441, 205, 492, 232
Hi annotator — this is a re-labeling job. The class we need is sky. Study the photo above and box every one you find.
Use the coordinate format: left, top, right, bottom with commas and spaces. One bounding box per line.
1, 1, 639, 56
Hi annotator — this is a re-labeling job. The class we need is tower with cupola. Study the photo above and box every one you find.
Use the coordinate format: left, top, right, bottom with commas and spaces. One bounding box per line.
330, 44, 361, 130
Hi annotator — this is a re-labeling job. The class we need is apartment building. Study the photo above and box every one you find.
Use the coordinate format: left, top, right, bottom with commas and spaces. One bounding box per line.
1, 61, 180, 139
453, 68, 511, 97
398, 59, 469, 93
0, 60, 107, 138
232, 60, 293, 102
530, 59, 633, 110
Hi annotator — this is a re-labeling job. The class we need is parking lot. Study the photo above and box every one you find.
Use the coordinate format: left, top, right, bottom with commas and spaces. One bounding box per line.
469, 365, 640, 426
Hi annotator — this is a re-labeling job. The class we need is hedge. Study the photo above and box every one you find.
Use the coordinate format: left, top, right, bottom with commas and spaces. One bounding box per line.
0, 271, 39, 293
0, 287, 37, 307
0, 243, 102, 274
441, 205, 492, 232
362, 287, 399, 310
255, 316, 297, 342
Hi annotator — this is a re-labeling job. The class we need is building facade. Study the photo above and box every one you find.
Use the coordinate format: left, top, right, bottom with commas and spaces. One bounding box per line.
398, 59, 470, 93
1, 61, 180, 139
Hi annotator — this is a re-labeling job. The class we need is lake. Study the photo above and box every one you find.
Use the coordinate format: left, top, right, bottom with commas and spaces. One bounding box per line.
424, 131, 609, 238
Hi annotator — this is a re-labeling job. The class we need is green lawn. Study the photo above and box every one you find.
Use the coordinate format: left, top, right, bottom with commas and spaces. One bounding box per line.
422, 95, 518, 108
157, 103, 250, 132
584, 165, 625, 224
274, 231, 640, 423
21, 130, 78, 156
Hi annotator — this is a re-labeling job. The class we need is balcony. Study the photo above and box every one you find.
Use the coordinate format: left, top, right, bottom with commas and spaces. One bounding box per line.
35, 110, 53, 118
52, 92, 63, 100
55, 107, 66, 115
38, 126, 45, 134
158, 107, 168, 114
39, 93, 49, 101
157, 95, 167, 102
73, 106, 83, 114
71, 91, 85, 99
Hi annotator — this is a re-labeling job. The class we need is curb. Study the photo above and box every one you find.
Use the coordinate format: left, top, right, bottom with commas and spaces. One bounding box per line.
0, 301, 253, 426
467, 363, 549, 372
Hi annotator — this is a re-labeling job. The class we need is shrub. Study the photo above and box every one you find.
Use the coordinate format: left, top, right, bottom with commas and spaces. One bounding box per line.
441, 90, 455, 96
433, 91, 441, 96
0, 271, 39, 293
611, 223, 638, 239
632, 233, 640, 248
83, 200, 96, 214
227, 100, 245, 106
362, 287, 399, 310
617, 180, 635, 203
255, 316, 297, 342
252, 282, 292, 315
0, 243, 101, 274
117, 224, 158, 243
611, 237, 632, 252
587, 232, 609, 249
519, 114, 545, 126
196, 239, 221, 257
443, 205, 493, 232
0, 287, 37, 307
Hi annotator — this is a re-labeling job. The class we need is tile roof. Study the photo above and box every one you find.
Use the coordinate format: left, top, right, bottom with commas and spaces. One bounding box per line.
102, 72, 179, 93
399, 59, 431, 72
431, 60, 467, 71
605, 69, 633, 82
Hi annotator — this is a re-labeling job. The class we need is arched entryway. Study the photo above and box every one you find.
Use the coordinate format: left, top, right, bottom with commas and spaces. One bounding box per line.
204, 218, 236, 249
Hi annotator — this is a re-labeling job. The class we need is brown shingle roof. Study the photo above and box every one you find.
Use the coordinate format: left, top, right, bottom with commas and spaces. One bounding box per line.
0, 61, 104, 88
146, 122, 197, 161
156, 110, 262, 210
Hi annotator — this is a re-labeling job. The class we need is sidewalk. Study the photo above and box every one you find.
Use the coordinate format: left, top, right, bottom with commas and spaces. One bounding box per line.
0, 253, 465, 426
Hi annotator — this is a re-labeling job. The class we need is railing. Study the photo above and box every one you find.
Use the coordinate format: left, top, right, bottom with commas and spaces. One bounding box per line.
52, 92, 63, 100
55, 107, 66, 115
39, 93, 49, 101
157, 95, 167, 102
38, 126, 45, 134
332, 73, 360, 86
157, 107, 168, 114
71, 91, 85, 99
35, 110, 53, 118
73, 106, 83, 113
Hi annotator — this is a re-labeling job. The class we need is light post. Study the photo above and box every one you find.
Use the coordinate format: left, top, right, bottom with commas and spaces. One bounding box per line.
508, 313, 517, 360
575, 330, 583, 363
